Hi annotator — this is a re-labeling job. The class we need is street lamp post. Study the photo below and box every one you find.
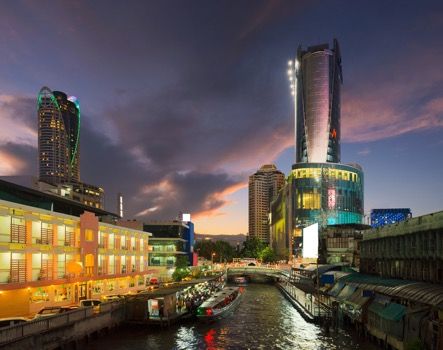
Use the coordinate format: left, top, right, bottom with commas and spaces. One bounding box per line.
211, 252, 216, 269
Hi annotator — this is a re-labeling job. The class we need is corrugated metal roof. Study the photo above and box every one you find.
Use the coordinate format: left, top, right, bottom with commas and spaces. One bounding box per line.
337, 285, 357, 301
328, 282, 345, 297
297, 264, 342, 274
343, 289, 371, 308
369, 302, 406, 322
321, 271, 352, 280
340, 274, 443, 307
380, 303, 406, 321
369, 301, 385, 315
340, 274, 411, 287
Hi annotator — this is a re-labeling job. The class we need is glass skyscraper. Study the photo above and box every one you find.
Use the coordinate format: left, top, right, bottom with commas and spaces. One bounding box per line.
287, 39, 363, 227
270, 39, 364, 255
293, 39, 342, 164
38, 87, 80, 184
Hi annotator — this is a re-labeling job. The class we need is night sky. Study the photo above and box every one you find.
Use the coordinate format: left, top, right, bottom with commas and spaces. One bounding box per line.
0, 1, 442, 234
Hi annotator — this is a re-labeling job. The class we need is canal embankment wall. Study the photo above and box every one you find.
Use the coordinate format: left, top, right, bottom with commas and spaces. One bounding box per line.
0, 301, 124, 350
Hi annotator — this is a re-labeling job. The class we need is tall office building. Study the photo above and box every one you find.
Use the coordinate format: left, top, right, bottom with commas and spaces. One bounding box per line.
292, 39, 342, 164
37, 87, 104, 209
271, 39, 364, 257
248, 164, 285, 244
38, 86, 80, 185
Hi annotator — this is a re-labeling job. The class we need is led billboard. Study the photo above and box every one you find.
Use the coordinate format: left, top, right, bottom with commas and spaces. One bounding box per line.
302, 223, 319, 259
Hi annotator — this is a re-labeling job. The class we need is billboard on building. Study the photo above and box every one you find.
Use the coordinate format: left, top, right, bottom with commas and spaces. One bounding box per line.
302, 223, 319, 259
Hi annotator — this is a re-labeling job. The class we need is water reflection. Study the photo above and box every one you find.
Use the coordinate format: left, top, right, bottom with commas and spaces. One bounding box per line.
204, 329, 216, 349
87, 284, 379, 350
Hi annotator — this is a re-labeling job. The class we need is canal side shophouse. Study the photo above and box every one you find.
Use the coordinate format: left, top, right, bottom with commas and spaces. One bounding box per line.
0, 179, 157, 318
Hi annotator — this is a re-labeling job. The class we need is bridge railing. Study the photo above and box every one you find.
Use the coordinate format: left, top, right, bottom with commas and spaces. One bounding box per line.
227, 266, 290, 277
0, 300, 123, 345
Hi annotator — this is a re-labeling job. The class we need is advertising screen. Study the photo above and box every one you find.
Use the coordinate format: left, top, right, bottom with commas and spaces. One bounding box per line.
302, 223, 319, 259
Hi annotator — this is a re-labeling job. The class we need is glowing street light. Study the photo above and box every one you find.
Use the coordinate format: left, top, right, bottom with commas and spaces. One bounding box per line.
211, 252, 216, 267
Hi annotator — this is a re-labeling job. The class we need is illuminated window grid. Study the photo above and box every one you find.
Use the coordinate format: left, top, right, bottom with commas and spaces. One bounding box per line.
293, 168, 359, 182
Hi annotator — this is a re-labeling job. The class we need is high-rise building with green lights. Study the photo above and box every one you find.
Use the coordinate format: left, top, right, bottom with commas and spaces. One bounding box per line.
38, 87, 80, 184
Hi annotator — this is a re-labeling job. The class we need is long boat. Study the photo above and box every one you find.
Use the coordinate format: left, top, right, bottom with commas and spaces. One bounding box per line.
233, 276, 248, 285
196, 287, 244, 322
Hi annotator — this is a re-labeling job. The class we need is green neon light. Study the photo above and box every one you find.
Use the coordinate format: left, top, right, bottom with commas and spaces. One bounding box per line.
37, 88, 80, 170
37, 88, 60, 112
70, 99, 80, 167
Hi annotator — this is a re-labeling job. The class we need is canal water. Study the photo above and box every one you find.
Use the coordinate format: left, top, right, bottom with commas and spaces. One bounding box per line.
86, 284, 380, 350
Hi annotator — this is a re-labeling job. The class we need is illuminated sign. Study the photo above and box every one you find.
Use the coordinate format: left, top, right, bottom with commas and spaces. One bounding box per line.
328, 188, 336, 209
182, 213, 191, 222
302, 223, 318, 259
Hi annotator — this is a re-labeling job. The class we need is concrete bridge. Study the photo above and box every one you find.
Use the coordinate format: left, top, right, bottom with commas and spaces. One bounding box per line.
226, 265, 290, 282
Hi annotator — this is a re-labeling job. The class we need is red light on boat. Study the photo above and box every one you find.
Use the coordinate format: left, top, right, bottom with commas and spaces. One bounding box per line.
205, 308, 213, 316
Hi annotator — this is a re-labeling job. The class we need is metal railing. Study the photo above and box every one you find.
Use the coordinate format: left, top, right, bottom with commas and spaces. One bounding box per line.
0, 300, 123, 345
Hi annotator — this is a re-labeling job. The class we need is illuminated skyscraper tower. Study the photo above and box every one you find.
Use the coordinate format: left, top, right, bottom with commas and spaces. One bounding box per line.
280, 39, 363, 229
38, 87, 80, 184
289, 39, 342, 164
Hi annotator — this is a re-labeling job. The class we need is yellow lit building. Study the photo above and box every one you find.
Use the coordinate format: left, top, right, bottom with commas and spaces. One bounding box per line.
0, 198, 154, 318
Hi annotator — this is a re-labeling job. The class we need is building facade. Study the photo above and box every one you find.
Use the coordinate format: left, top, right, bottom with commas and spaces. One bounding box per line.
270, 162, 364, 258
319, 224, 370, 267
143, 220, 195, 266
360, 210, 443, 283
248, 164, 285, 244
38, 87, 80, 185
370, 208, 412, 228
271, 39, 363, 259
37, 87, 106, 210
291, 39, 342, 164
290, 162, 364, 227
0, 198, 153, 318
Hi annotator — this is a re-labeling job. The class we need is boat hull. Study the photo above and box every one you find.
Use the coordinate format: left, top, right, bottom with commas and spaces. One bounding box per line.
196, 288, 243, 322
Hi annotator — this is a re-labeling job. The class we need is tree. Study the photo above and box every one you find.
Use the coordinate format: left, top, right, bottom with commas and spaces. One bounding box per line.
172, 255, 190, 281
194, 239, 236, 263
241, 237, 266, 258
194, 240, 215, 260
214, 240, 236, 262
259, 246, 277, 263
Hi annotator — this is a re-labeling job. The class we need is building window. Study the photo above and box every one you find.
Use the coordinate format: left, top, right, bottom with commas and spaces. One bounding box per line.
85, 229, 94, 241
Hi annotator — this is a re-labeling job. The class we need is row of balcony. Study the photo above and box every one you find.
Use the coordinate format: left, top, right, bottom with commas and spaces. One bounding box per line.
0, 262, 150, 285
97, 243, 144, 251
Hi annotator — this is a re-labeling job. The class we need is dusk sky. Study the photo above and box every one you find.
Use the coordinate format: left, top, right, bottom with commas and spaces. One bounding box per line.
0, 1, 442, 235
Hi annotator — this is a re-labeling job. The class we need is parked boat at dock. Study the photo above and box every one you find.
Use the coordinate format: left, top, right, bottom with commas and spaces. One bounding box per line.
233, 277, 248, 285
196, 286, 243, 322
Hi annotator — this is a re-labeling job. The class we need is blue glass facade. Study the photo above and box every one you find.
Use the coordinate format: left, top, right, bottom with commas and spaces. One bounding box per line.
143, 221, 194, 265
290, 163, 364, 227
370, 208, 412, 228
182, 221, 195, 263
